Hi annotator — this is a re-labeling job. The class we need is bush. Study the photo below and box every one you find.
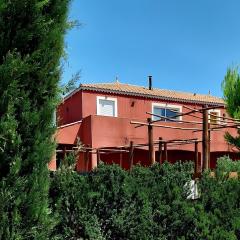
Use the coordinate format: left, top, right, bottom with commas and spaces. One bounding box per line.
50, 168, 105, 240
50, 162, 195, 239
50, 160, 240, 239
216, 156, 240, 174
199, 157, 240, 239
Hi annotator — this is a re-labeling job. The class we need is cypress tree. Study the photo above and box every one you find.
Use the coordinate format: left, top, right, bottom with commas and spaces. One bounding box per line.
0, 0, 71, 239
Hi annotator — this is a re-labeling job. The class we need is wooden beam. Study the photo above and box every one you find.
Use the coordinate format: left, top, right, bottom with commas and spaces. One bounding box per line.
154, 138, 198, 143
63, 146, 66, 160
194, 141, 199, 175
131, 120, 201, 131
129, 141, 134, 170
164, 142, 168, 162
158, 137, 163, 164
98, 149, 129, 152
168, 141, 200, 147
135, 124, 145, 128
150, 111, 232, 126
98, 152, 128, 156
193, 128, 225, 133
120, 151, 123, 168
152, 105, 220, 119
167, 109, 199, 119
148, 118, 155, 164
56, 149, 76, 153
84, 150, 89, 172
183, 104, 224, 112
208, 123, 211, 169
96, 149, 100, 165
188, 113, 203, 120
169, 105, 222, 119
202, 106, 209, 171
184, 104, 239, 123
208, 112, 240, 123
210, 124, 240, 130
147, 112, 203, 125
132, 143, 149, 148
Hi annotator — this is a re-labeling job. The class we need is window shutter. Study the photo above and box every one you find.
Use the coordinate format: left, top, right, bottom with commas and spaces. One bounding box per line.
99, 99, 115, 116
209, 112, 218, 124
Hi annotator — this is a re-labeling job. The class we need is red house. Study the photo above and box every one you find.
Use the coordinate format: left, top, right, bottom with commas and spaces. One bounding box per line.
50, 78, 238, 172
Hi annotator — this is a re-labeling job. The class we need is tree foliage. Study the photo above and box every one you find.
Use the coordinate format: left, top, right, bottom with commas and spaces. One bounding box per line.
0, 0, 70, 239
222, 67, 240, 150
50, 159, 240, 239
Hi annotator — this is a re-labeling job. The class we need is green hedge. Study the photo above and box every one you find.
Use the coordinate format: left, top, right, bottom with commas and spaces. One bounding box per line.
50, 157, 240, 240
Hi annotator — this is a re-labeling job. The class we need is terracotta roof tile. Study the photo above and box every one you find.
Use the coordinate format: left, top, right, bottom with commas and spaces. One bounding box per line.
79, 82, 224, 105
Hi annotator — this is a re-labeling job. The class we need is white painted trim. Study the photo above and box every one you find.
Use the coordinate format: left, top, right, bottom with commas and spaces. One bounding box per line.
96, 96, 118, 117
208, 109, 221, 124
57, 120, 82, 129
151, 103, 182, 121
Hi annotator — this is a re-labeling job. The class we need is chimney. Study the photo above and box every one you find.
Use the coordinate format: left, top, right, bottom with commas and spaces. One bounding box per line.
148, 76, 153, 90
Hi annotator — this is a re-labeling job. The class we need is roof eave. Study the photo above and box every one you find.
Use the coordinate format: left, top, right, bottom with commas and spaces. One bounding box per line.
79, 86, 225, 106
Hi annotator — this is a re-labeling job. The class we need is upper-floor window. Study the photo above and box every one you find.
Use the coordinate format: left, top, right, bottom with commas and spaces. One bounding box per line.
208, 109, 220, 124
152, 103, 182, 121
97, 96, 118, 117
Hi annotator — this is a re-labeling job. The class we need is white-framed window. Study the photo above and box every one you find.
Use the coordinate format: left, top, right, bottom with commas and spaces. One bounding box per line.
208, 109, 221, 124
97, 96, 118, 117
152, 103, 182, 121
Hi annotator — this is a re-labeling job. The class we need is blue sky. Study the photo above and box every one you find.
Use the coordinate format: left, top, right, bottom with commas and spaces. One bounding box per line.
62, 0, 240, 97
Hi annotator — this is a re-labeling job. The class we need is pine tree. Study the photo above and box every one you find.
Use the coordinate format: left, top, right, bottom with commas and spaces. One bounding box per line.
0, 1, 71, 239
222, 67, 240, 150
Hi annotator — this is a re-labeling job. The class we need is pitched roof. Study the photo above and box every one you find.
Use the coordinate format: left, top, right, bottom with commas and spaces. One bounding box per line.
67, 82, 225, 105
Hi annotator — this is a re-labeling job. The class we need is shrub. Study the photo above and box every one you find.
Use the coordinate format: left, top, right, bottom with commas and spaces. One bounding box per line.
216, 156, 240, 174
50, 168, 105, 240
50, 159, 240, 239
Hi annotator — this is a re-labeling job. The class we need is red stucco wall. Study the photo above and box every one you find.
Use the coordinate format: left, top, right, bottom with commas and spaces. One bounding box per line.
81, 90, 206, 121
57, 91, 83, 125
58, 89, 231, 127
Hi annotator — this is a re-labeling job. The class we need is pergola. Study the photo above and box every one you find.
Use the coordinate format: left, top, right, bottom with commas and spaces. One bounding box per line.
58, 105, 240, 176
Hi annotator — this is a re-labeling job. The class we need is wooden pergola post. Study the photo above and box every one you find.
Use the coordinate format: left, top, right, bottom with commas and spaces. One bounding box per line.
194, 141, 199, 175
129, 141, 134, 170
84, 149, 89, 172
120, 151, 123, 168
97, 149, 100, 166
208, 123, 211, 169
202, 106, 209, 171
147, 118, 155, 165
63, 146, 67, 159
158, 137, 163, 164
62, 145, 67, 166
164, 142, 168, 162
